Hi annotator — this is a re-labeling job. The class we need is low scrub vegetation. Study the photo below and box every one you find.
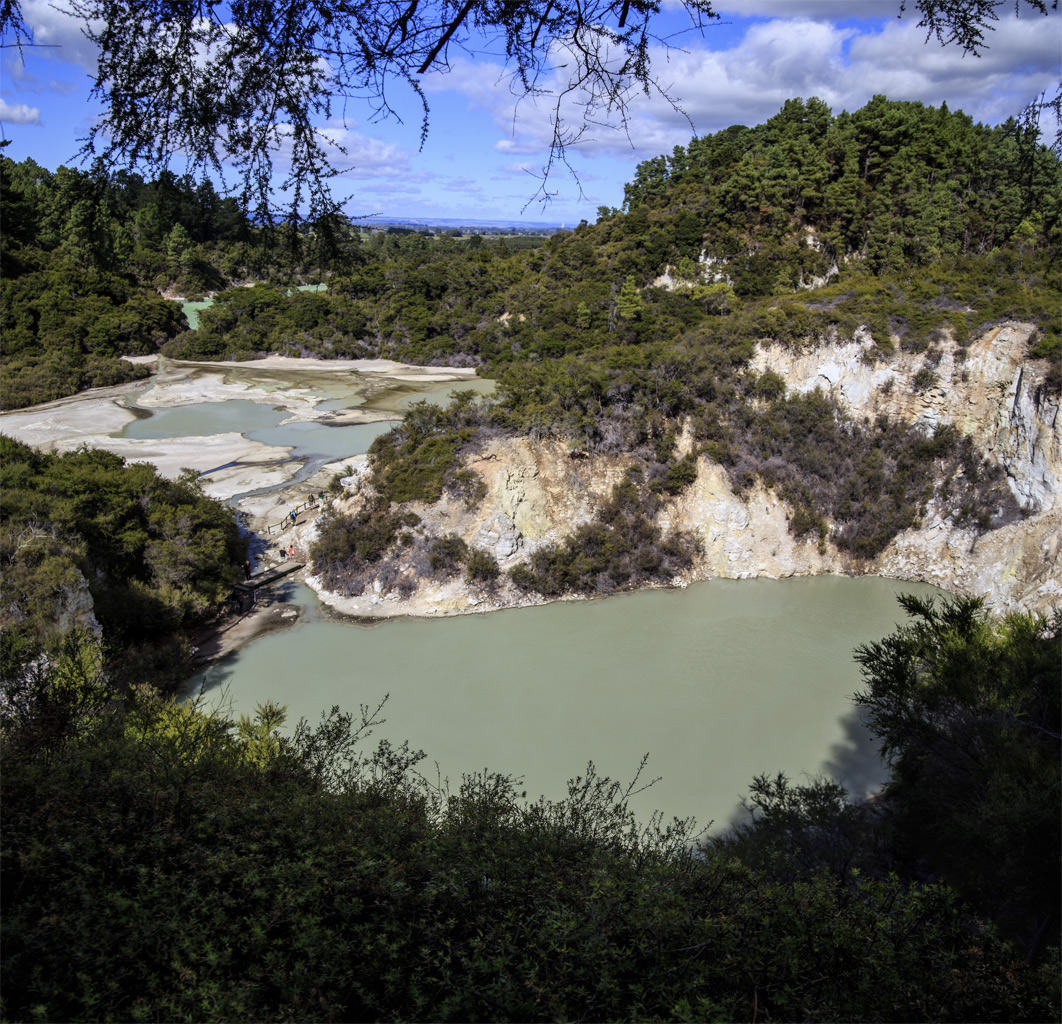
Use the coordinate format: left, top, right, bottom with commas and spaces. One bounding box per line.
368, 396, 488, 506
3, 600, 1058, 1022
310, 497, 421, 596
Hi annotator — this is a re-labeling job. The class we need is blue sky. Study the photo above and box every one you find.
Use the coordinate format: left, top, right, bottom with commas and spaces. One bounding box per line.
2, 0, 1059, 225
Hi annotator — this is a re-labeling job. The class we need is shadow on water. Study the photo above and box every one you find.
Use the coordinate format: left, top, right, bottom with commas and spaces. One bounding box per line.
715, 702, 887, 836
720, 794, 754, 834
189, 659, 238, 701
121, 403, 153, 421
823, 704, 888, 800
186, 580, 314, 706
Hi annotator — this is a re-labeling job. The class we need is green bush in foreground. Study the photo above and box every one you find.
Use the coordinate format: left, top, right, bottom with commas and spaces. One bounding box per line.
2, 613, 1058, 1023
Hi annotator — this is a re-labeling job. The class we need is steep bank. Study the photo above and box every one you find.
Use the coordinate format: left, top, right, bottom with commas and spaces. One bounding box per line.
308, 322, 1060, 617
746, 320, 1060, 610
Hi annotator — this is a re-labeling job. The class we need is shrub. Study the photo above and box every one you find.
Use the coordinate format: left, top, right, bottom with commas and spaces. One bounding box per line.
514, 473, 695, 597
508, 564, 538, 591
656, 454, 699, 495
789, 504, 827, 540
368, 400, 486, 505
912, 366, 939, 393
465, 548, 500, 586
753, 370, 787, 401
428, 534, 469, 577
2, 631, 1056, 1024
447, 468, 488, 508
310, 500, 420, 593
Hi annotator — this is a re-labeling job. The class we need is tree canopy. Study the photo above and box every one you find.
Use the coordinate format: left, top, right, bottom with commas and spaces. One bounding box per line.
854, 594, 1062, 963
1, 0, 1056, 224
0, 436, 247, 686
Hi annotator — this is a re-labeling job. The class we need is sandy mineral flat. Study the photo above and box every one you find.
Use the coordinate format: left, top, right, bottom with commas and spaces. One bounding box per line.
0, 385, 142, 444
0, 357, 480, 503
201, 355, 479, 380
36, 432, 297, 500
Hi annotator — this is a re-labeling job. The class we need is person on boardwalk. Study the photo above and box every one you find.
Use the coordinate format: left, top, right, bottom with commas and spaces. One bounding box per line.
289, 545, 295, 560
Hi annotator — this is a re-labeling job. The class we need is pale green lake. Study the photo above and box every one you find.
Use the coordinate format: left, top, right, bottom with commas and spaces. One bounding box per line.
121, 401, 399, 459
180, 300, 213, 331
140, 347, 937, 832
189, 574, 941, 832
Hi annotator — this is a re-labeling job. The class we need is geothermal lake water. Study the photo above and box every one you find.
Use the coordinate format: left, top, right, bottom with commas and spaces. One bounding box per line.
189, 574, 941, 832
180, 284, 327, 331
121, 400, 400, 459
119, 375, 492, 460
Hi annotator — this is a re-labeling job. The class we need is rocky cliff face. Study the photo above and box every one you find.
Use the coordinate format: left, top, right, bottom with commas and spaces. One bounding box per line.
746, 321, 1060, 610
750, 322, 1060, 514
309, 322, 1060, 617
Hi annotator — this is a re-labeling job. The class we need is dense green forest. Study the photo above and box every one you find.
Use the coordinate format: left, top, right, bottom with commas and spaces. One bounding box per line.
0, 436, 247, 686
0, 151, 322, 408
2, 95, 1061, 1021
3, 97, 1059, 405
2, 597, 1059, 1021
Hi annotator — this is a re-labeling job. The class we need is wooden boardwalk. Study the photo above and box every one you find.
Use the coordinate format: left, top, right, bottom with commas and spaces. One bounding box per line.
234, 561, 304, 594
265, 496, 327, 536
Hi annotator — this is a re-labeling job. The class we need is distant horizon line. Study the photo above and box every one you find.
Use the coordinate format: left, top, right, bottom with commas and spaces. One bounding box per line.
358, 214, 566, 232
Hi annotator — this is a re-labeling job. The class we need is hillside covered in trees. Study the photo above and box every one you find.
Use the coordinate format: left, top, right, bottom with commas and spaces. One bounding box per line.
4, 97, 1057, 582
0, 153, 324, 408
305, 98, 1058, 598
4, 97, 1059, 394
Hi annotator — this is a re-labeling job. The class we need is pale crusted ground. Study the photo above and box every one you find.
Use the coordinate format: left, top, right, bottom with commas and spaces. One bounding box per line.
0, 357, 476, 503
202, 355, 479, 382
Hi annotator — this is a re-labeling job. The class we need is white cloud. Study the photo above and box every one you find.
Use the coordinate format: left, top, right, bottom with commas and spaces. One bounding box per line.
442, 177, 484, 193
19, 0, 100, 71
455, 19, 850, 158
359, 182, 424, 194
712, 1, 897, 19
500, 160, 540, 175
433, 8, 1061, 167
259, 120, 419, 181
332, 135, 415, 180
0, 98, 42, 124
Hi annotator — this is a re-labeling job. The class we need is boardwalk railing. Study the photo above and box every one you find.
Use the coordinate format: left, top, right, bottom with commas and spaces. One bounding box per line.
232, 560, 304, 612
265, 494, 329, 536
234, 561, 304, 594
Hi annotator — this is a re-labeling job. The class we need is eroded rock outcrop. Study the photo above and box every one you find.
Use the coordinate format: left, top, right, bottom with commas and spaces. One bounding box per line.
53, 568, 103, 637
309, 322, 1059, 617
751, 323, 1060, 513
